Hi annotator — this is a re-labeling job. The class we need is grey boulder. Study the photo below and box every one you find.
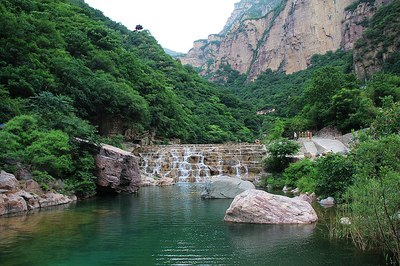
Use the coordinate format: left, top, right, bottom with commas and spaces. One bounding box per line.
201, 176, 255, 199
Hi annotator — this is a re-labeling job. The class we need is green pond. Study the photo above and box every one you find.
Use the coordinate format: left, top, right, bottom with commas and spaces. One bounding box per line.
0, 184, 384, 265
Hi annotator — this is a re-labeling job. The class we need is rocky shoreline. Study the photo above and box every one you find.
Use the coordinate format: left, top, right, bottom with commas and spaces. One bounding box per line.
0, 171, 76, 216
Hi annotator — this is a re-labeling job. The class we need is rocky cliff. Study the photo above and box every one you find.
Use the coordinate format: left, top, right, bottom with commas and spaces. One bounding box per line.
95, 144, 142, 193
351, 0, 399, 79
180, 0, 393, 81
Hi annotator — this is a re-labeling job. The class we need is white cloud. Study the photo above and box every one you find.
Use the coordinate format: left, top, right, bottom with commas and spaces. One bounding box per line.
84, 0, 238, 53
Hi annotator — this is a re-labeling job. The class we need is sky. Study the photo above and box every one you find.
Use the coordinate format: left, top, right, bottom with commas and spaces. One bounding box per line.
84, 0, 238, 53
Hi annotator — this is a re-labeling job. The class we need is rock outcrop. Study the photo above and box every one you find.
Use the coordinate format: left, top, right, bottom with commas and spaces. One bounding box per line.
201, 176, 255, 199
95, 144, 141, 193
180, 0, 394, 81
352, 0, 398, 79
180, 0, 356, 80
224, 189, 318, 224
0, 171, 74, 216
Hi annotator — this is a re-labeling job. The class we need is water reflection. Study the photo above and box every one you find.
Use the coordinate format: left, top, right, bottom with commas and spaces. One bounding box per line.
0, 184, 385, 266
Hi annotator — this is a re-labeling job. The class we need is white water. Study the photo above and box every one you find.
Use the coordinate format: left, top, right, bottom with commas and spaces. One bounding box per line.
140, 145, 262, 182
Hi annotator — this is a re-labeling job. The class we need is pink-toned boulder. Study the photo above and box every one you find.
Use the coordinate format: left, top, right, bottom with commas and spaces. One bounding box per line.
294, 192, 316, 204
22, 179, 43, 194
3, 193, 28, 214
96, 144, 142, 193
0, 194, 7, 215
224, 189, 318, 224
39, 192, 72, 208
0, 171, 19, 190
156, 177, 175, 187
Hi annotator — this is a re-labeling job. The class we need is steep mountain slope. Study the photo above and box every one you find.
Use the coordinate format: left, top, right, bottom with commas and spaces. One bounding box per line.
180, 0, 393, 80
0, 0, 258, 144
352, 0, 400, 79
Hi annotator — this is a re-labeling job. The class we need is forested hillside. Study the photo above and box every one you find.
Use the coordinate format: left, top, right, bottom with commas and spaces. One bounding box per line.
0, 0, 258, 144
0, 0, 260, 197
225, 0, 400, 136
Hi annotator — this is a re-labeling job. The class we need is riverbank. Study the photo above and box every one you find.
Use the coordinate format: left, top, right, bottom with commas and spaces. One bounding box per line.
0, 171, 75, 216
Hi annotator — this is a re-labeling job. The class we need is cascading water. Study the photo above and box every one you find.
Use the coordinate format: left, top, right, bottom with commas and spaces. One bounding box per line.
138, 144, 265, 182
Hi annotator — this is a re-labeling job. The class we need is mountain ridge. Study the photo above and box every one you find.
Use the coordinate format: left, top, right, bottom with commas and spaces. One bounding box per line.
180, 0, 394, 81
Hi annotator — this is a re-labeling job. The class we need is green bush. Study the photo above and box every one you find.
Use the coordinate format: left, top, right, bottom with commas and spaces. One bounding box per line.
314, 153, 355, 201
297, 175, 317, 193
263, 138, 300, 174
336, 135, 400, 263
284, 159, 316, 189
32, 170, 55, 191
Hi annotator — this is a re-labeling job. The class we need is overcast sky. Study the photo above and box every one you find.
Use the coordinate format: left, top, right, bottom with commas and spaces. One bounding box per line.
84, 0, 238, 53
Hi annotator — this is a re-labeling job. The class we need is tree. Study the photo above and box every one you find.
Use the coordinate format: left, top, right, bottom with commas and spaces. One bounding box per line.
134, 24, 143, 31
263, 138, 300, 173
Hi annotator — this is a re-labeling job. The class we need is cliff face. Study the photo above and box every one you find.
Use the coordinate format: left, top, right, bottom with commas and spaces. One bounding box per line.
351, 0, 399, 79
341, 0, 392, 51
180, 0, 392, 80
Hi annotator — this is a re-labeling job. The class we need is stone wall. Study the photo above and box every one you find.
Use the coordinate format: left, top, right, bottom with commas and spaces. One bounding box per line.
135, 144, 266, 182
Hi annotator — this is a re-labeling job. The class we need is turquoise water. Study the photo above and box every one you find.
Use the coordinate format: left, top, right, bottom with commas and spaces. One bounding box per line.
0, 184, 384, 265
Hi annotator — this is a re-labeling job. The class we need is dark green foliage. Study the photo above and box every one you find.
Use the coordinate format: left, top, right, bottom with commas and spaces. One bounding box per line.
0, 115, 97, 197
314, 153, 355, 201
283, 159, 316, 189
371, 98, 400, 137
263, 138, 300, 173
282, 154, 354, 199
0, 0, 254, 144
345, 0, 375, 12
337, 135, 400, 263
301, 66, 365, 131
366, 73, 400, 107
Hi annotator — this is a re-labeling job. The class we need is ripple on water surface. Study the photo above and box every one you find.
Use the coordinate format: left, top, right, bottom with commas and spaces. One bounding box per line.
0, 183, 384, 265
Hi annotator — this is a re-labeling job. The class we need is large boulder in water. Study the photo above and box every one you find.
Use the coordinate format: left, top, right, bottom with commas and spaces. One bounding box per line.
201, 176, 255, 199
95, 144, 142, 193
224, 189, 318, 224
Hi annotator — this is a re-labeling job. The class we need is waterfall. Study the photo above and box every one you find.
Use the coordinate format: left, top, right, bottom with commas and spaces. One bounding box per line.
138, 144, 266, 182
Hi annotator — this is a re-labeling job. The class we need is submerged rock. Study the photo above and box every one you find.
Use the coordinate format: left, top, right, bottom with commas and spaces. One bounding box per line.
319, 197, 335, 207
156, 177, 175, 187
95, 144, 141, 193
224, 189, 318, 224
141, 176, 157, 187
201, 176, 255, 199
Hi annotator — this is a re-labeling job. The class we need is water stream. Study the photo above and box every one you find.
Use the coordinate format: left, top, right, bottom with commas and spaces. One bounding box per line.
0, 184, 384, 265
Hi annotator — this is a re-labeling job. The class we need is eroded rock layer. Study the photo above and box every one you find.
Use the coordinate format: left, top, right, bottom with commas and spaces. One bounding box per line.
180, 0, 393, 80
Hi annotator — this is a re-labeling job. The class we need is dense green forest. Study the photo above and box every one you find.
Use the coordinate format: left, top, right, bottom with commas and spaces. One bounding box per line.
0, 0, 399, 262
0, 0, 260, 197
0, 0, 258, 145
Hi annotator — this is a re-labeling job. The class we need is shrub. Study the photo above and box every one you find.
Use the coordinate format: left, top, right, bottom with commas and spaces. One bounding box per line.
314, 153, 355, 201
284, 159, 316, 188
336, 134, 400, 263
263, 138, 300, 174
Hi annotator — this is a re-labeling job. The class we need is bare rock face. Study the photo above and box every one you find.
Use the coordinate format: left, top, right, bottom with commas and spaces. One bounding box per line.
201, 176, 255, 199
0, 171, 75, 216
224, 189, 318, 224
1, 193, 28, 215
95, 144, 141, 193
0, 170, 19, 190
341, 0, 392, 51
180, 0, 358, 80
